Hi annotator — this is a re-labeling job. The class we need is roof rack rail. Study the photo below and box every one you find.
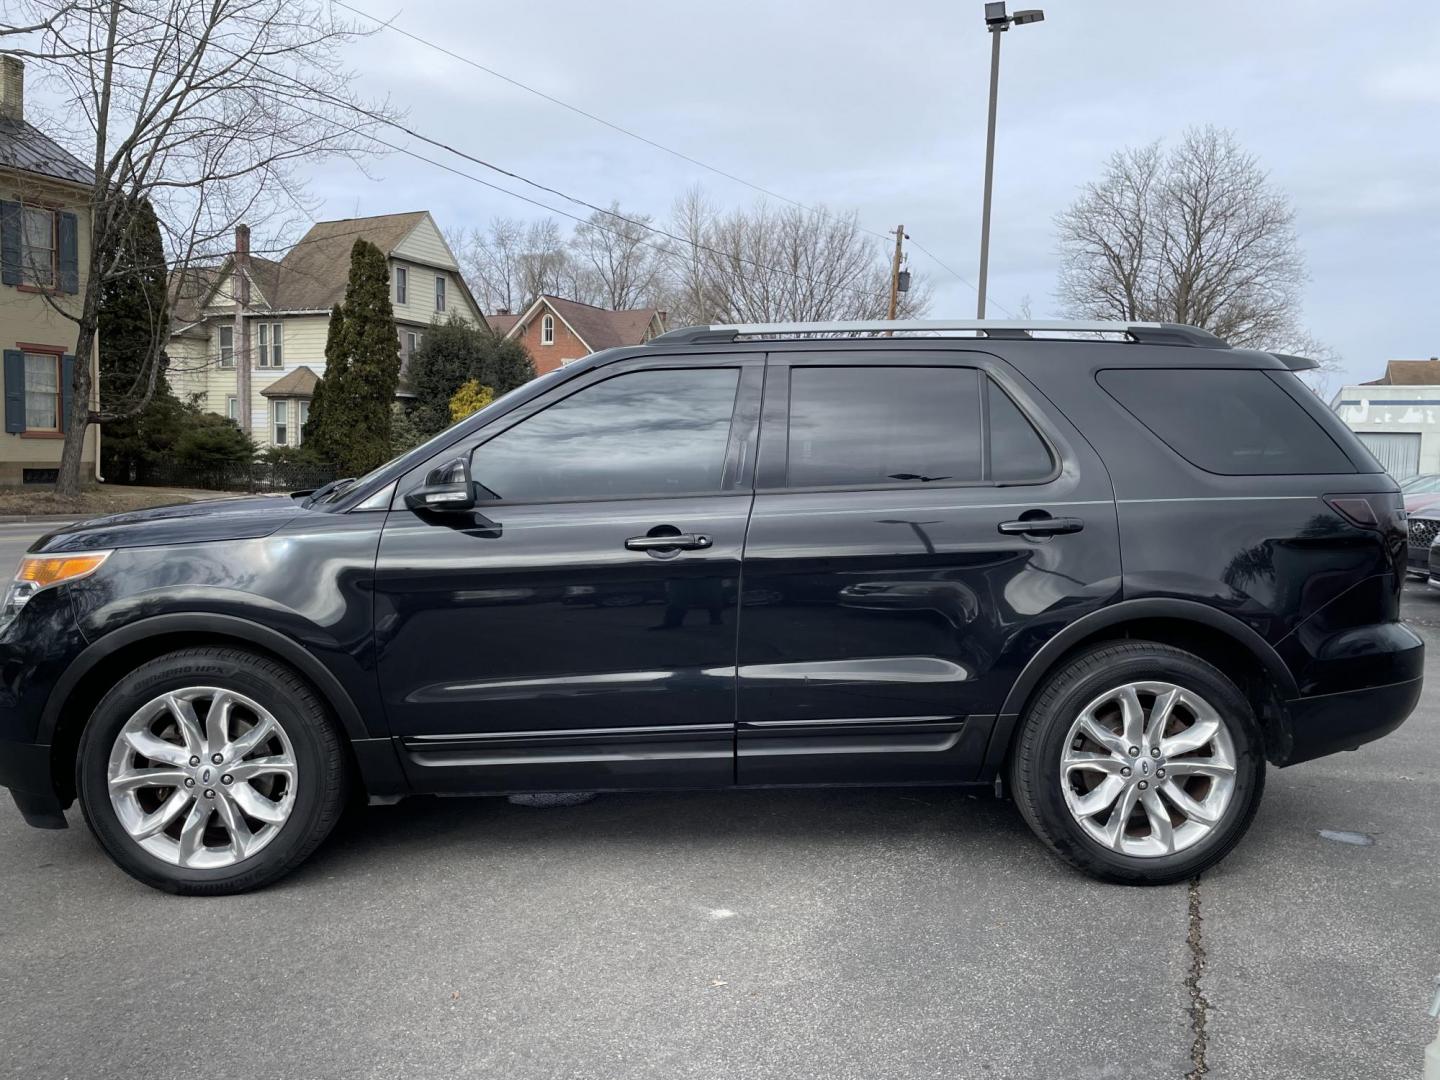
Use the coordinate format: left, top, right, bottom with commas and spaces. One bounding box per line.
646, 319, 1229, 348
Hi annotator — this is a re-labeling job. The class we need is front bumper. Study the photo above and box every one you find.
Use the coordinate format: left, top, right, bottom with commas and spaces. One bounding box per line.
1407, 543, 1431, 576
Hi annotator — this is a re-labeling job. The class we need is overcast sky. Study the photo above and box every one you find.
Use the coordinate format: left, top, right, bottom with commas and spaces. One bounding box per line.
40, 0, 1440, 386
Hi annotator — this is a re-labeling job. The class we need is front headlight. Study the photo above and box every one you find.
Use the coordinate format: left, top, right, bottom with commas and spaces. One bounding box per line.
0, 551, 111, 632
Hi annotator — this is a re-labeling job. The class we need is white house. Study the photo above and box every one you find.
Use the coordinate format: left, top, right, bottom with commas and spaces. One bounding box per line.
1331, 359, 1440, 478
168, 211, 484, 449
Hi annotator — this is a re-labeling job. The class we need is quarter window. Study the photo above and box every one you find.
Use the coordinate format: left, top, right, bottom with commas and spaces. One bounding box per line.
1098, 368, 1354, 475
23, 353, 60, 430
988, 381, 1054, 481
786, 367, 983, 488
470, 368, 740, 502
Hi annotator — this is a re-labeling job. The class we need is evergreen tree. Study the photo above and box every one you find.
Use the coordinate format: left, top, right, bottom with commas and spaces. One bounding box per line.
97, 200, 181, 480
407, 315, 536, 438
306, 241, 400, 473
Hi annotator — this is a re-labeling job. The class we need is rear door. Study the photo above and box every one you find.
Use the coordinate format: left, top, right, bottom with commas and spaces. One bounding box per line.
736, 350, 1122, 785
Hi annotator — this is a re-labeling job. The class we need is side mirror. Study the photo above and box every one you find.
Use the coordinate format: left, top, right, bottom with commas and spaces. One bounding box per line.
404, 456, 476, 513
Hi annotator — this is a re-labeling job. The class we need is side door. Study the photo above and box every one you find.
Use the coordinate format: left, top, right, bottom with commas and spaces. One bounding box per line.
375, 353, 762, 793
736, 350, 1122, 786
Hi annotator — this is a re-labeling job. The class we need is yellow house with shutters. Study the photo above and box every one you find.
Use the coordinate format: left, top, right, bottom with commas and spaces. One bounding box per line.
0, 55, 100, 485
168, 211, 483, 450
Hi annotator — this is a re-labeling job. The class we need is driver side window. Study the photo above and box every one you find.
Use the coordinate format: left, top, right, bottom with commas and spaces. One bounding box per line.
470, 367, 741, 503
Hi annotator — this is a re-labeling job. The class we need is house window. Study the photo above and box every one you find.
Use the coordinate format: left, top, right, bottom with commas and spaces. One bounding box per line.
21, 207, 56, 288
395, 267, 407, 305
272, 398, 288, 445
226, 395, 237, 422
23, 352, 60, 431
258, 322, 283, 368
297, 399, 310, 442
407, 331, 421, 354
435, 276, 445, 312
541, 314, 555, 345
219, 325, 234, 368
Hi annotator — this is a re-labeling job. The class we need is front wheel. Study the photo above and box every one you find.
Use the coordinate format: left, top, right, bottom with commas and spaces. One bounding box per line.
1009, 641, 1265, 885
77, 647, 347, 895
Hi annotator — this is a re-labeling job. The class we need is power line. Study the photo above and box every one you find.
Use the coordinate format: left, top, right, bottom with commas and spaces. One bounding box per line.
333, 0, 996, 308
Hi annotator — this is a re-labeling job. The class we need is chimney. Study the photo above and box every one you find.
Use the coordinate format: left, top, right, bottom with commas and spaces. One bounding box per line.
234, 222, 250, 260
0, 55, 23, 122
495, 306, 510, 316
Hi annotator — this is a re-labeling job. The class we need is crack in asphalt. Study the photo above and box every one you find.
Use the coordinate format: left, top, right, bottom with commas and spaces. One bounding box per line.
1185, 875, 1210, 1079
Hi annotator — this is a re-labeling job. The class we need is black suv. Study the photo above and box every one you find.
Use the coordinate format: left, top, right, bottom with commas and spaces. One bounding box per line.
0, 320, 1420, 894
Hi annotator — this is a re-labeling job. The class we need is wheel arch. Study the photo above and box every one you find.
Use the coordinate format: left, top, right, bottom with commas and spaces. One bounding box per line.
44, 613, 394, 806
984, 599, 1297, 775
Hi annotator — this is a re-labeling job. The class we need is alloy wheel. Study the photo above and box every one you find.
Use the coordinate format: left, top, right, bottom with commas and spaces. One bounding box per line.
1060, 680, 1237, 857
106, 687, 297, 869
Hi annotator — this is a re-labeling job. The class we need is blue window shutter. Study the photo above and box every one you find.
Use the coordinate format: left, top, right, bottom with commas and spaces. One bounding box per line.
61, 354, 75, 431
4, 350, 25, 432
58, 212, 79, 294
0, 202, 20, 287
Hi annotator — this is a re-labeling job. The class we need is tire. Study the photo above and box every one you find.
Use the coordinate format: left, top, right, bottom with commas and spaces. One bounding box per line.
1008, 640, 1265, 886
77, 647, 347, 895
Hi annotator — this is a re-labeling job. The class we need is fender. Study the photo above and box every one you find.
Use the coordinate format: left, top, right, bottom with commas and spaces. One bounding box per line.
42, 611, 375, 745
982, 597, 1298, 774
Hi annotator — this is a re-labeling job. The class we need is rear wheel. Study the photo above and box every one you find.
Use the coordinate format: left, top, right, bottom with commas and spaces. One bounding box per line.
77, 647, 346, 895
1009, 641, 1265, 885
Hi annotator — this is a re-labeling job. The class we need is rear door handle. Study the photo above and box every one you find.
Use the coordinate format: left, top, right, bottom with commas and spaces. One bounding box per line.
625, 534, 713, 551
997, 517, 1084, 537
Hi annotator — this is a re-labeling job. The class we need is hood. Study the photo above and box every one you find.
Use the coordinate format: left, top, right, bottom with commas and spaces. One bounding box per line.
33, 494, 308, 554
1405, 492, 1440, 517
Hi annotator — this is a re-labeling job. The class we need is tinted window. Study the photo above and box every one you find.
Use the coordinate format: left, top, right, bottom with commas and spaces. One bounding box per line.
471, 368, 739, 501
988, 381, 1054, 481
1097, 368, 1354, 475
787, 367, 982, 487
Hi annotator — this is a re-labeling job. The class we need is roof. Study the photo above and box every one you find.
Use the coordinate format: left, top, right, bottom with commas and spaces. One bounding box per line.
1362, 359, 1440, 386
259, 365, 320, 398
485, 312, 521, 336
0, 117, 92, 187
509, 295, 661, 352
273, 212, 430, 312
168, 256, 287, 324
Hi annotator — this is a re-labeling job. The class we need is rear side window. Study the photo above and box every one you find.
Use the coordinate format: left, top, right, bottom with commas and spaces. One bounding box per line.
787, 367, 983, 487
1097, 368, 1355, 475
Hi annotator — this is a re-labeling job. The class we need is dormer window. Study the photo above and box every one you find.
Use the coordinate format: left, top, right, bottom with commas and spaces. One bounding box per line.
541, 314, 555, 345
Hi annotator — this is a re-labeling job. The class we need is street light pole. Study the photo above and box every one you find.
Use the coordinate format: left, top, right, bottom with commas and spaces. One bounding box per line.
975, 3, 1044, 320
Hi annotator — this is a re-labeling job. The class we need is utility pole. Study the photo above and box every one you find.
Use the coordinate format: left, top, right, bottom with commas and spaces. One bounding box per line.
887, 225, 906, 321
234, 223, 252, 435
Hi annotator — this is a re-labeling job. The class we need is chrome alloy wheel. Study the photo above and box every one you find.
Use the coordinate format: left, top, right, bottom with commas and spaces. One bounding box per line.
106, 688, 297, 869
1060, 680, 1237, 857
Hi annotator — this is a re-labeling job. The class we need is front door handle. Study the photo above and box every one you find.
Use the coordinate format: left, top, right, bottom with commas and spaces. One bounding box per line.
625, 533, 713, 552
997, 517, 1084, 537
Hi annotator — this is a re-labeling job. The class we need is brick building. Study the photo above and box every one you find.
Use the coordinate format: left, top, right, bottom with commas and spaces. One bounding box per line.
486, 295, 666, 375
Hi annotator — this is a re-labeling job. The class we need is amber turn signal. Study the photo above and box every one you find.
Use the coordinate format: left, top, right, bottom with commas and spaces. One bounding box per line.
15, 552, 111, 588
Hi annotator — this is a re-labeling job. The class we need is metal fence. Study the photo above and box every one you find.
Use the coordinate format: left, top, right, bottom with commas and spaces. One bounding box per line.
107, 458, 340, 494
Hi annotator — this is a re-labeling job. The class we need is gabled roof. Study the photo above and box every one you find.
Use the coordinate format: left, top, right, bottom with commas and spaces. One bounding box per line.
507, 295, 662, 352
0, 117, 92, 188
259, 365, 320, 398
1362, 359, 1440, 386
485, 312, 521, 336
168, 255, 286, 323
274, 212, 430, 312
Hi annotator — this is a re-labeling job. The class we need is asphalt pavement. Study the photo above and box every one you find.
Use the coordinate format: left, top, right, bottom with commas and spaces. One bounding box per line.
0, 523, 1436, 1079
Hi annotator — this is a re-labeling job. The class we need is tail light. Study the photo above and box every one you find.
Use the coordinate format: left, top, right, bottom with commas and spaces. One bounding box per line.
1325, 493, 1406, 534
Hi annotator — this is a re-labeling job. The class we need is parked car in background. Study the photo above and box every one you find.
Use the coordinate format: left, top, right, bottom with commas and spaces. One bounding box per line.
1410, 508, 1440, 579
0, 319, 1421, 895
1400, 474, 1440, 492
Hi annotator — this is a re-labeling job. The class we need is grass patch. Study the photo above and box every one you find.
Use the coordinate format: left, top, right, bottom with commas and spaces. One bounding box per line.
0, 485, 208, 517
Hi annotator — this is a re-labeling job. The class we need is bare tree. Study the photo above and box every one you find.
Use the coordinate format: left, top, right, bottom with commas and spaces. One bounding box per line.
665, 193, 930, 325
570, 203, 669, 311
453, 215, 596, 314
13, 0, 393, 495
1056, 126, 1322, 355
